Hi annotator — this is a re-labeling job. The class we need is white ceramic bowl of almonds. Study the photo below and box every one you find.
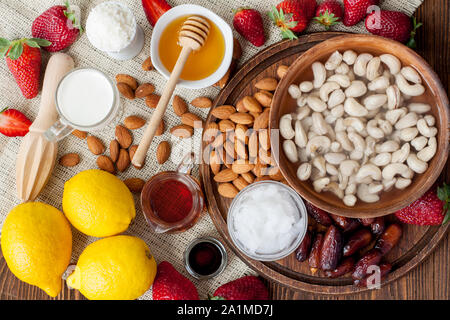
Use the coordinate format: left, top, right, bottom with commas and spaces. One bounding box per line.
270, 35, 449, 218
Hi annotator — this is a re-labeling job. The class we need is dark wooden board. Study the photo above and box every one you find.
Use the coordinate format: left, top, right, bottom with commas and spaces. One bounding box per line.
200, 32, 450, 294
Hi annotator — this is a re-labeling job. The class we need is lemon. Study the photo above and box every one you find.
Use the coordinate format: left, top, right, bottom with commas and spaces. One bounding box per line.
66, 235, 157, 300
62, 169, 135, 237
1, 202, 72, 297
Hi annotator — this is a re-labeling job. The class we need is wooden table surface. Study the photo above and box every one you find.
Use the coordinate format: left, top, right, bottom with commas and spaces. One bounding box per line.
0, 0, 448, 300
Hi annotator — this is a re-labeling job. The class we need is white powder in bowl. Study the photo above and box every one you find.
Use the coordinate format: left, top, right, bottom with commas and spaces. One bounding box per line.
86, 1, 136, 52
230, 183, 305, 256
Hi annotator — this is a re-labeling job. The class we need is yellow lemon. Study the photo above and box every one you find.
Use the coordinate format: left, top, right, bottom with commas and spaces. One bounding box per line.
62, 169, 135, 237
1, 202, 72, 297
66, 235, 157, 300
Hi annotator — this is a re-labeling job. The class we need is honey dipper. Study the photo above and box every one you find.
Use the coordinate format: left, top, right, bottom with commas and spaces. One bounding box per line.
132, 16, 210, 168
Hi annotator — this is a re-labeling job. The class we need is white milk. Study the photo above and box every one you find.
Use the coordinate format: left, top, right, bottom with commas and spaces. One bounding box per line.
56, 69, 114, 127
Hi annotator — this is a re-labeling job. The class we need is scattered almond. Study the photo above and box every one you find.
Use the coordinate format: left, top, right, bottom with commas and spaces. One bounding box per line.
191, 96, 212, 109
277, 65, 289, 79
117, 82, 135, 100
115, 74, 138, 90
87, 136, 105, 155
115, 125, 133, 149
170, 124, 194, 138
229, 112, 254, 125
116, 148, 130, 172
218, 183, 239, 198
146, 94, 161, 108
124, 178, 145, 193
59, 153, 80, 167
155, 119, 165, 136
181, 112, 203, 128
242, 96, 262, 113
214, 168, 238, 183
72, 130, 87, 139
142, 57, 153, 71
254, 90, 273, 107
211, 105, 236, 119
173, 95, 188, 116
254, 77, 278, 91
253, 108, 270, 130
156, 141, 171, 164
97, 155, 115, 174
109, 139, 120, 162
233, 176, 249, 191
135, 83, 155, 98
124, 115, 146, 130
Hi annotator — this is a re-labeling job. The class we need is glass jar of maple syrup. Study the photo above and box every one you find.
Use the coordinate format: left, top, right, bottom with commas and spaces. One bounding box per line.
140, 153, 205, 233
184, 237, 227, 280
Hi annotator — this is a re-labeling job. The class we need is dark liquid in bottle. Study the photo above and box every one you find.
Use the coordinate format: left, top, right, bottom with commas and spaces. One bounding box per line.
188, 242, 223, 276
149, 180, 193, 222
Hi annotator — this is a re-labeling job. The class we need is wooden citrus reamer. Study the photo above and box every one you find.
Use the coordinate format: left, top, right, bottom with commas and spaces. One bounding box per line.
132, 16, 210, 168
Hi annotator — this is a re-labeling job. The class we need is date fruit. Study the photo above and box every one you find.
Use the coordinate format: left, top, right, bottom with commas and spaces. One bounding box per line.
330, 214, 360, 233
352, 249, 383, 280
343, 229, 373, 257
305, 202, 333, 226
375, 223, 403, 255
370, 217, 385, 237
295, 230, 312, 262
355, 263, 392, 287
320, 225, 343, 271
308, 233, 324, 274
324, 257, 355, 278
358, 218, 375, 226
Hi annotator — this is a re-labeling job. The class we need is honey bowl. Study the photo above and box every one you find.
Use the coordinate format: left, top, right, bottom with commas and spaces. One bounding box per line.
150, 4, 234, 89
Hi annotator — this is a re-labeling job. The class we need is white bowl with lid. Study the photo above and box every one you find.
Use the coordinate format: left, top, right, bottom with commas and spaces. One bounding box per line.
150, 4, 234, 89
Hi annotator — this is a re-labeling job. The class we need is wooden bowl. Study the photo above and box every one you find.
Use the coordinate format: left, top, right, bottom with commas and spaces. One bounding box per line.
270, 34, 449, 218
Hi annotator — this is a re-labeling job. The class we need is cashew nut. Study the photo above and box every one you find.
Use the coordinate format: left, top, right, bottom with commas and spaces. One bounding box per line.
382, 163, 414, 180
297, 163, 312, 181
411, 136, 428, 151
328, 74, 351, 88
336, 131, 354, 152
299, 81, 314, 92
378, 119, 393, 135
370, 153, 392, 166
343, 50, 357, 65
368, 76, 390, 91
357, 184, 380, 203
307, 96, 327, 112
339, 160, 360, 176
280, 114, 295, 139
325, 51, 343, 71
366, 57, 382, 81
344, 98, 369, 117
356, 164, 382, 183
324, 152, 347, 165
313, 177, 330, 192
328, 89, 345, 108
424, 114, 435, 126
391, 143, 410, 163
376, 140, 400, 153
296, 106, 311, 120
345, 80, 367, 98
399, 127, 419, 141
380, 54, 401, 75
417, 137, 437, 162
395, 73, 425, 96
324, 182, 344, 199
294, 120, 308, 148
326, 163, 339, 176
385, 108, 407, 125
353, 53, 373, 77
288, 84, 301, 99
395, 112, 418, 130
344, 117, 365, 132
367, 119, 385, 139
407, 102, 430, 114
406, 153, 428, 174
417, 118, 437, 137
320, 82, 340, 102
363, 94, 388, 110
306, 135, 331, 154
348, 131, 366, 160
335, 62, 350, 75
400, 66, 422, 84
283, 139, 298, 163
395, 178, 412, 189
296, 95, 307, 107
343, 194, 357, 206
368, 183, 383, 194
311, 112, 328, 135
386, 85, 402, 109
312, 62, 326, 88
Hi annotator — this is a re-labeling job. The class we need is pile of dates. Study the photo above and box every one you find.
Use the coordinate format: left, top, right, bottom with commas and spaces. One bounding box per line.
296, 202, 403, 287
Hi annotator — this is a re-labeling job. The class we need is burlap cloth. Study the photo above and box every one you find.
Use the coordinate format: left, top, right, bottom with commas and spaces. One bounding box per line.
0, 0, 422, 299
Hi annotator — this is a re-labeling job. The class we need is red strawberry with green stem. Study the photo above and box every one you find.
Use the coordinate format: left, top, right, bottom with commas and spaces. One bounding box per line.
269, 0, 317, 40
365, 11, 422, 48
0, 108, 32, 137
211, 275, 269, 300
152, 261, 199, 300
343, 0, 379, 27
314, 0, 343, 30
233, 8, 266, 47
0, 38, 51, 99
394, 183, 450, 226
141, 0, 172, 27
31, 1, 82, 52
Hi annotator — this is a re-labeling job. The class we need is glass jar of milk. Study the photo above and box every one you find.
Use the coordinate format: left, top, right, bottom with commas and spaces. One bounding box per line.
86, 1, 144, 60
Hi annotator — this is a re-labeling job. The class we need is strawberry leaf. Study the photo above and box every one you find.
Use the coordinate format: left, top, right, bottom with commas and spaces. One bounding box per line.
7, 41, 23, 60
25, 39, 41, 48
0, 38, 11, 58
29, 38, 51, 47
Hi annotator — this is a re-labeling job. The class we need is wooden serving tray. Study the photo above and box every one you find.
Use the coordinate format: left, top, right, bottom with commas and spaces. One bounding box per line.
200, 32, 450, 294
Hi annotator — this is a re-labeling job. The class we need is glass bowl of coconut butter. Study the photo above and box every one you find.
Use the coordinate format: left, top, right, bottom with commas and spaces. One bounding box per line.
227, 181, 308, 261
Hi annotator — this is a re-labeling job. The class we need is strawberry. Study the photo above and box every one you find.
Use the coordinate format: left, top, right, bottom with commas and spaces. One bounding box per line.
233, 8, 265, 47
31, 1, 82, 52
152, 261, 199, 300
141, 0, 172, 27
394, 183, 450, 226
365, 11, 422, 48
0, 108, 32, 137
269, 0, 317, 40
343, 0, 379, 27
0, 38, 50, 99
313, 0, 343, 30
211, 276, 269, 300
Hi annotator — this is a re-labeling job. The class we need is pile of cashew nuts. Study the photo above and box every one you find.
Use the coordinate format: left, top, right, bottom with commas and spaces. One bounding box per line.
280, 50, 438, 207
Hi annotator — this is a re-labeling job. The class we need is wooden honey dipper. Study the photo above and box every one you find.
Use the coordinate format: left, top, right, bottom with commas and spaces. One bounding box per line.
132, 16, 210, 168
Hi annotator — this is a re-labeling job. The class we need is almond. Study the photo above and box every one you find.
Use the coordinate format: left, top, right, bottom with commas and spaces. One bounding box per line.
204, 122, 219, 144
253, 108, 270, 130
259, 148, 275, 166
224, 140, 236, 159
72, 130, 87, 139
87, 136, 105, 155
115, 74, 138, 90
218, 119, 235, 132
277, 65, 289, 79
254, 77, 278, 91
124, 115, 146, 130
231, 161, 254, 174
235, 124, 249, 143
229, 112, 254, 125
181, 112, 203, 128
209, 150, 221, 175
236, 98, 247, 112
155, 119, 165, 136
124, 178, 145, 193
253, 161, 268, 177
117, 83, 135, 100
116, 148, 130, 172
142, 57, 153, 71
146, 94, 161, 108
248, 131, 259, 159
211, 132, 225, 148
128, 145, 143, 169
191, 96, 212, 109
156, 141, 170, 164
218, 183, 239, 198
97, 155, 115, 174
254, 90, 273, 107
59, 153, 80, 167
242, 96, 262, 113
173, 95, 188, 116
232, 176, 249, 191
109, 139, 120, 162
115, 125, 133, 149
241, 172, 255, 184
259, 129, 270, 150
170, 124, 194, 138
211, 105, 236, 119
234, 139, 248, 160
214, 168, 238, 183
135, 83, 155, 98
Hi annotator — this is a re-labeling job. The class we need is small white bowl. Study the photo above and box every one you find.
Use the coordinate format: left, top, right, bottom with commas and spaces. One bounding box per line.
150, 4, 234, 89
